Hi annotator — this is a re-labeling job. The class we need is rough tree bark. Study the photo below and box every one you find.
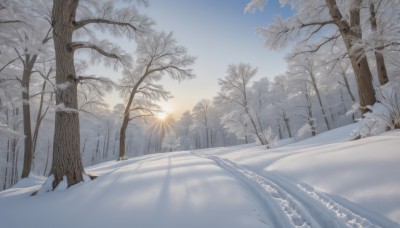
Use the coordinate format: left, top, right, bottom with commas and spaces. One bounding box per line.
325, 0, 376, 112
51, 0, 85, 188
369, 2, 389, 86
20, 54, 37, 178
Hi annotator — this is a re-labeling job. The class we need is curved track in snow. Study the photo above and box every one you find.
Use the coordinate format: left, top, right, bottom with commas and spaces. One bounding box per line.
194, 152, 397, 228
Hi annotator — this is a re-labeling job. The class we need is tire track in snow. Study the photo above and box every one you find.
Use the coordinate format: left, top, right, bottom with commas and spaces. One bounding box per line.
195, 153, 385, 228
297, 183, 386, 228
194, 153, 316, 228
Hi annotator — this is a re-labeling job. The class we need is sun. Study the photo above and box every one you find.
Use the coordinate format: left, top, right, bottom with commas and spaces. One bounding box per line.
157, 112, 168, 120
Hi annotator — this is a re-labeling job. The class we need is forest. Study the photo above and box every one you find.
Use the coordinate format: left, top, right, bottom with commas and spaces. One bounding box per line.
0, 0, 399, 192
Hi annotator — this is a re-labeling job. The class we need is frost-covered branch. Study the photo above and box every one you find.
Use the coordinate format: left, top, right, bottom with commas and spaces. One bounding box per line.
244, 0, 265, 13
74, 2, 153, 38
75, 18, 139, 32
68, 41, 132, 67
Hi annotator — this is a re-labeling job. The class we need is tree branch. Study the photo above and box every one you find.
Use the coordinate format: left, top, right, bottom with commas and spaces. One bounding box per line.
68, 42, 119, 60
74, 18, 138, 32
0, 57, 19, 73
0, 20, 23, 24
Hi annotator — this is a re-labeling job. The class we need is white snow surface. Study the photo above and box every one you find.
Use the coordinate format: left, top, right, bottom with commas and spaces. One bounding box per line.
1, 124, 400, 228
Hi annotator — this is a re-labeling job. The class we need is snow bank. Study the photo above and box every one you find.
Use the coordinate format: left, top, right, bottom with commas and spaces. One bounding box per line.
221, 128, 400, 224
268, 131, 400, 223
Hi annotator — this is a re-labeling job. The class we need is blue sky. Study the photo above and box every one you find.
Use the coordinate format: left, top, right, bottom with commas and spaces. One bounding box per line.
99, 0, 293, 116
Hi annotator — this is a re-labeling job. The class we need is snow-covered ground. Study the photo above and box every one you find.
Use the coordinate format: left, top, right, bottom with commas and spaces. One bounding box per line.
1, 124, 400, 228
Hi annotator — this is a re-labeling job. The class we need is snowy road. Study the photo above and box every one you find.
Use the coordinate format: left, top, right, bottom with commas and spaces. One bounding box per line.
1, 129, 400, 228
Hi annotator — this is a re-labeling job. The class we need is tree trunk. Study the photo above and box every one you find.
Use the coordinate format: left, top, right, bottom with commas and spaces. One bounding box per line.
103, 124, 110, 159
113, 131, 118, 155
32, 70, 52, 167
51, 0, 85, 189
283, 117, 292, 138
308, 69, 331, 130
282, 109, 292, 138
119, 110, 130, 160
277, 118, 283, 139
340, 89, 347, 113
10, 108, 19, 185
81, 137, 87, 156
245, 107, 267, 145
119, 72, 147, 159
326, 0, 376, 112
11, 145, 19, 185
205, 127, 209, 148
329, 107, 335, 126
209, 130, 212, 147
369, 2, 389, 86
4, 137, 10, 189
32, 79, 47, 171
43, 139, 50, 176
305, 85, 316, 136
4, 109, 11, 189
340, 69, 356, 102
21, 55, 37, 178
244, 122, 249, 144
95, 132, 100, 163
340, 69, 356, 122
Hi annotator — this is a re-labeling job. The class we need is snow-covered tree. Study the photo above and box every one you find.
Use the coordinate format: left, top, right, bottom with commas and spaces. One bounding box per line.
0, 0, 54, 179
162, 131, 179, 152
175, 111, 194, 150
118, 31, 195, 160
287, 54, 331, 131
192, 99, 212, 148
248, 0, 377, 112
216, 63, 271, 146
49, 0, 153, 189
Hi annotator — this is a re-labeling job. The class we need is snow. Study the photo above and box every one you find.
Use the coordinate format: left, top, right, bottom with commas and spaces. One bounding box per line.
1, 124, 400, 227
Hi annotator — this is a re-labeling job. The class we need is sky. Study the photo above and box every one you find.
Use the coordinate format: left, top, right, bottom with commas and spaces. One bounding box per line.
94, 0, 293, 117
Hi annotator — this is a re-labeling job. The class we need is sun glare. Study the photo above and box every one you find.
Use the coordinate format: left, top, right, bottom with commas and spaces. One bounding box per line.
157, 112, 168, 120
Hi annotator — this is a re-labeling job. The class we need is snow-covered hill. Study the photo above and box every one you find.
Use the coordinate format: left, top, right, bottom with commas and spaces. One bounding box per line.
1, 125, 399, 228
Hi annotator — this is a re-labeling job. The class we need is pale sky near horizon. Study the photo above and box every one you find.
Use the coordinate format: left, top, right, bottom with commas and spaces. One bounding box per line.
91, 0, 293, 118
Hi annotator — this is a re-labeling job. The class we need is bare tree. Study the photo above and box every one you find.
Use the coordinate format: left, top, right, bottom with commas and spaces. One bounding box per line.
118, 31, 195, 160
49, 0, 152, 189
216, 63, 269, 146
